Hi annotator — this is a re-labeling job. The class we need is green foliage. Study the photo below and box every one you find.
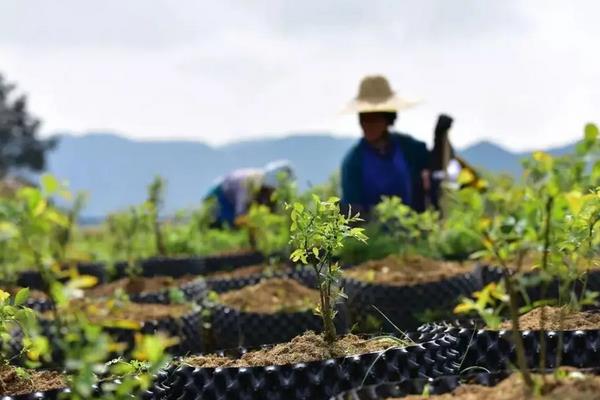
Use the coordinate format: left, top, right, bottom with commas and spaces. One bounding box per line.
147, 176, 167, 257
0, 289, 45, 364
246, 204, 289, 259
288, 195, 367, 343
0, 174, 71, 280
436, 187, 486, 259
454, 282, 508, 329
374, 196, 440, 257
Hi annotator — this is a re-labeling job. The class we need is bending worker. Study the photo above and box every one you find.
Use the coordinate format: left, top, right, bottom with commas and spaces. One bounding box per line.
206, 160, 294, 227
341, 75, 430, 215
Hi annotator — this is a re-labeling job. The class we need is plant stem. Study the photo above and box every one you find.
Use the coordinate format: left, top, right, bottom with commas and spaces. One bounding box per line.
154, 214, 166, 257
555, 283, 567, 369
319, 257, 337, 344
503, 271, 534, 388
538, 196, 553, 377
322, 287, 337, 343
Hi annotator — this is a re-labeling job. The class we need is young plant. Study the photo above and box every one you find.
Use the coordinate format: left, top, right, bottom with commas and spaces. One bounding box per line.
374, 196, 440, 257
288, 196, 367, 343
147, 175, 166, 257
475, 186, 540, 388
0, 289, 47, 366
1, 175, 70, 284
454, 282, 508, 329
53, 191, 87, 265
246, 204, 289, 263
105, 206, 150, 277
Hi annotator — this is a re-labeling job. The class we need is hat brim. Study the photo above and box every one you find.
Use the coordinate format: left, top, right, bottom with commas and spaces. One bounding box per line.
342, 96, 421, 114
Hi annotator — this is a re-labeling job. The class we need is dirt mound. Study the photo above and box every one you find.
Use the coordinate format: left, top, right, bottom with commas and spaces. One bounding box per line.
44, 300, 191, 325
207, 264, 268, 279
87, 275, 197, 297
218, 277, 319, 313
346, 255, 472, 286
0, 366, 66, 396
499, 306, 600, 331
185, 331, 404, 368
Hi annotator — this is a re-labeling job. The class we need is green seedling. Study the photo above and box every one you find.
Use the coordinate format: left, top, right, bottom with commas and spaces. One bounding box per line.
288, 195, 367, 344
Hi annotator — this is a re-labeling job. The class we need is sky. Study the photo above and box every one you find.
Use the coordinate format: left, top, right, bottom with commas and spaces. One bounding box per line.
0, 0, 599, 151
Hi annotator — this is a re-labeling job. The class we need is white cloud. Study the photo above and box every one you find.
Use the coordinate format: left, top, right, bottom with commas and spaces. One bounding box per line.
0, 0, 598, 151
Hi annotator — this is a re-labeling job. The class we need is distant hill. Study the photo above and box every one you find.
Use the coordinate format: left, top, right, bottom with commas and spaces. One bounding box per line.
45, 132, 577, 217
460, 140, 575, 177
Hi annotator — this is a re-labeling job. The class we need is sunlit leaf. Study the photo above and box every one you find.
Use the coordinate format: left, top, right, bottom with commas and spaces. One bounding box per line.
67, 275, 99, 289
41, 174, 60, 194
102, 319, 142, 330
14, 287, 30, 306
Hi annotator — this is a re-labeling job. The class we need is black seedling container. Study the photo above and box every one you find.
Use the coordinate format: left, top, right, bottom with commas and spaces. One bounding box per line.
114, 252, 264, 279
39, 308, 204, 361
2, 387, 71, 400
344, 271, 480, 332
146, 334, 461, 400
332, 371, 509, 399
16, 262, 107, 291
127, 277, 207, 305
206, 265, 315, 293
210, 302, 349, 350
202, 252, 264, 274
419, 319, 600, 372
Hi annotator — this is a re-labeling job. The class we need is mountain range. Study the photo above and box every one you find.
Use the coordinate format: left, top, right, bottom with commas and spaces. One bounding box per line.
45, 132, 575, 217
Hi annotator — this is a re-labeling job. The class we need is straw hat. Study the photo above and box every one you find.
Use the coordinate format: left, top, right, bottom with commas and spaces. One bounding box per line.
344, 75, 419, 113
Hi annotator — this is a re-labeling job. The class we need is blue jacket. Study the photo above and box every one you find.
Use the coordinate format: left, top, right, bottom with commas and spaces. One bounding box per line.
341, 132, 429, 212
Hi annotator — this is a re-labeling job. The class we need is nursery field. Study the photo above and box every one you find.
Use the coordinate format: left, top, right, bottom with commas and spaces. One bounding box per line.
2, 124, 600, 399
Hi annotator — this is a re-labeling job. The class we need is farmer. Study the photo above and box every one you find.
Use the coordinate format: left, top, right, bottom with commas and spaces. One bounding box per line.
341, 75, 430, 215
206, 160, 294, 227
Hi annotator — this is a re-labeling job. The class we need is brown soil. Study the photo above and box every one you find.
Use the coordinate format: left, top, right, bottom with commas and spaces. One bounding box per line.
184, 330, 404, 368
346, 255, 472, 286
0, 366, 66, 396
218, 278, 318, 313
499, 306, 600, 331
206, 264, 292, 280
43, 300, 191, 325
401, 370, 600, 400
210, 249, 256, 258
206, 264, 268, 279
87, 275, 197, 297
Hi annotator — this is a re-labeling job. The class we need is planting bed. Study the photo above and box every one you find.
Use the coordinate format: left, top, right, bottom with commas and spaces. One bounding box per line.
345, 255, 479, 331
112, 251, 263, 279
147, 331, 460, 400
16, 262, 107, 290
205, 263, 316, 293
86, 275, 206, 304
419, 307, 600, 372
40, 300, 204, 356
210, 277, 347, 349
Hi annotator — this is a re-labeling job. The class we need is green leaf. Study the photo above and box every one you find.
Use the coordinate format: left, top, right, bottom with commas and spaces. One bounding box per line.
40, 174, 60, 194
312, 247, 319, 259
584, 123, 598, 142
14, 287, 30, 307
293, 203, 304, 213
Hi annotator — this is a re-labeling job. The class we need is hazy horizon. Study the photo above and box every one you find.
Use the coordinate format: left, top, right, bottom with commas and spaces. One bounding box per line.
2, 0, 599, 151
53, 129, 577, 153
